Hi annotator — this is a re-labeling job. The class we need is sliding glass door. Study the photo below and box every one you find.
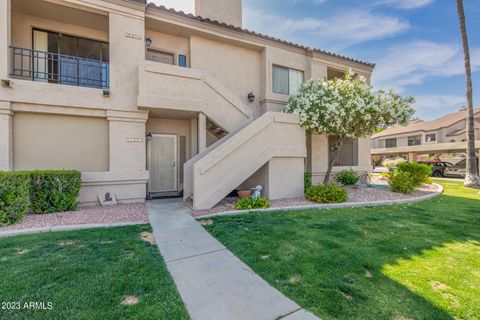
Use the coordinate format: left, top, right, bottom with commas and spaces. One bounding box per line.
32, 29, 109, 88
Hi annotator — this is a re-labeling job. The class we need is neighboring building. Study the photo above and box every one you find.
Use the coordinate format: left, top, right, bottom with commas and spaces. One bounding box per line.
0, 0, 374, 210
372, 108, 480, 164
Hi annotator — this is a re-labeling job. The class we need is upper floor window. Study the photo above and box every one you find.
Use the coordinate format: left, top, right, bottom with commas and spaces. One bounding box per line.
408, 135, 422, 146
272, 65, 304, 95
178, 55, 187, 68
386, 138, 397, 148
425, 133, 436, 142
146, 49, 174, 64
19, 29, 110, 89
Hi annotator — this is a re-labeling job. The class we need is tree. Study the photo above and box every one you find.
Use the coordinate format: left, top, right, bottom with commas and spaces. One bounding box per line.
285, 72, 415, 183
457, 0, 480, 187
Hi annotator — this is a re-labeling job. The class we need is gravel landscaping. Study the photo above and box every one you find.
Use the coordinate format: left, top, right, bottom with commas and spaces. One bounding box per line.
0, 203, 148, 231
192, 183, 442, 217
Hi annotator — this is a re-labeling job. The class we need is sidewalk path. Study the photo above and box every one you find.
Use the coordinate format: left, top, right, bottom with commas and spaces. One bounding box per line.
147, 198, 319, 320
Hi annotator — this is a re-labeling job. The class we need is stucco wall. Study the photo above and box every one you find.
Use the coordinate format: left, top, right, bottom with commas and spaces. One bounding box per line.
13, 112, 109, 171
144, 29, 190, 66
190, 36, 262, 117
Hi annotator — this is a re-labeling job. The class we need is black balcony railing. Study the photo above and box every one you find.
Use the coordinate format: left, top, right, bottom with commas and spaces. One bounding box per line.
10, 46, 109, 89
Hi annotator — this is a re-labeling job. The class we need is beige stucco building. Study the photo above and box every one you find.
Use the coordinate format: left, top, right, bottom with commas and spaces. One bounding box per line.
372, 108, 480, 165
0, 0, 374, 210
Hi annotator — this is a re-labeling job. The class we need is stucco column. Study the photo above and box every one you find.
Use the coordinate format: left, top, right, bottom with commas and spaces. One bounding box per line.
408, 152, 417, 163
0, 0, 11, 79
357, 137, 372, 170
190, 118, 198, 157
198, 113, 207, 153
109, 12, 144, 110
0, 106, 13, 171
309, 134, 329, 184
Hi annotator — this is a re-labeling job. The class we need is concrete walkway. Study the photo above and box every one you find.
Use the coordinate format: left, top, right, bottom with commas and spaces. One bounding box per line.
147, 198, 319, 320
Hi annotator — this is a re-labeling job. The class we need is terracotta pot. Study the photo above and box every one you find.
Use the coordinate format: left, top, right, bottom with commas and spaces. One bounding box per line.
237, 190, 252, 199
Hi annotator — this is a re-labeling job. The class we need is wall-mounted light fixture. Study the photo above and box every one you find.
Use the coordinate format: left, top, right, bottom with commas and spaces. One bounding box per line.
247, 91, 255, 103
1, 79, 11, 88
146, 132, 153, 141
145, 37, 152, 47
103, 89, 110, 97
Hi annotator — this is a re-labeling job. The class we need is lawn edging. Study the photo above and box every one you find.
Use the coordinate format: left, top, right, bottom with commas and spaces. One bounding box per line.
0, 221, 147, 239
195, 183, 444, 220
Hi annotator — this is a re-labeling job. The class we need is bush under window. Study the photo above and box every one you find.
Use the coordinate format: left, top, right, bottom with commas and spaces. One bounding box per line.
334, 169, 360, 186
306, 184, 348, 204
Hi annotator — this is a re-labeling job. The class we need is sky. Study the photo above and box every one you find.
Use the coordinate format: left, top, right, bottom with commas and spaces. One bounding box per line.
151, 0, 480, 120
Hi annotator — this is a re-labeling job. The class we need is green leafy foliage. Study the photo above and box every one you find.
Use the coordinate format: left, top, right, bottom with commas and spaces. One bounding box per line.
30, 170, 81, 214
304, 172, 313, 192
334, 169, 360, 185
0, 172, 30, 225
387, 171, 416, 194
235, 197, 270, 210
396, 162, 432, 187
306, 184, 348, 203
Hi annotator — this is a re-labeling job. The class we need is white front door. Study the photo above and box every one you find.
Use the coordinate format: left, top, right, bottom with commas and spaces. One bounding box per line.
148, 134, 177, 194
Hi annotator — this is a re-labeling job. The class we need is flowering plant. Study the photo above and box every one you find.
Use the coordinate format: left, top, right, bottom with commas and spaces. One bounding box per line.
285, 71, 415, 183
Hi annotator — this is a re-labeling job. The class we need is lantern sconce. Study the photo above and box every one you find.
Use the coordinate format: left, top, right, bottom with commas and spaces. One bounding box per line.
145, 37, 152, 47
146, 132, 152, 141
247, 91, 255, 103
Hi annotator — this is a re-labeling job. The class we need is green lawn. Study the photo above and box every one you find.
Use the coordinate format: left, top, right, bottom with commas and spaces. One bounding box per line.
203, 180, 480, 320
0, 225, 189, 320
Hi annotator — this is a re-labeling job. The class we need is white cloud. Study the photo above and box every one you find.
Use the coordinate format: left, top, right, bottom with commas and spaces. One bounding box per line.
244, 8, 409, 46
412, 95, 466, 119
372, 41, 480, 91
376, 0, 434, 10
150, 0, 194, 13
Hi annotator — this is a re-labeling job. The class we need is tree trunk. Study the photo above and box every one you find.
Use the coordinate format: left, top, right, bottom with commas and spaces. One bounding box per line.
324, 138, 343, 184
457, 0, 480, 187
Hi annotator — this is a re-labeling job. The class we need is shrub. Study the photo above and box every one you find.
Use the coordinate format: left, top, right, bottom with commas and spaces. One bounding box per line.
382, 158, 406, 168
304, 172, 312, 192
395, 162, 432, 187
0, 172, 30, 225
235, 197, 270, 210
306, 184, 348, 204
334, 169, 360, 185
30, 170, 81, 214
387, 171, 416, 194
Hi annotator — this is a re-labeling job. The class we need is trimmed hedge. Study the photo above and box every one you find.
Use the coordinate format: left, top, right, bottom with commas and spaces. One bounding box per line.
0, 170, 81, 225
306, 183, 348, 204
0, 172, 30, 226
30, 170, 81, 214
235, 197, 270, 210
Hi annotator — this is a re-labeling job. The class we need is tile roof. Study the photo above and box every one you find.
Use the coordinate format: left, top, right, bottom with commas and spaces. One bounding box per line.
372, 108, 480, 139
143, 2, 375, 68
446, 118, 480, 137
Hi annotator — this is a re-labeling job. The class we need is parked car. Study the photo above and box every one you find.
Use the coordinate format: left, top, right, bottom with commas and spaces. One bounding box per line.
389, 161, 452, 177
444, 159, 479, 178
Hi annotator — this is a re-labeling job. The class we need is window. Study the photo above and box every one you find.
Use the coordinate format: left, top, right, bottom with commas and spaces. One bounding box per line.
32, 29, 109, 88
425, 133, 436, 142
386, 138, 397, 148
146, 49, 174, 64
329, 137, 359, 166
272, 65, 304, 95
408, 135, 422, 146
178, 55, 187, 67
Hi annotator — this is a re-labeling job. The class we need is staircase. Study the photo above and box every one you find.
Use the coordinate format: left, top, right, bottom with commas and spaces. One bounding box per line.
184, 112, 306, 210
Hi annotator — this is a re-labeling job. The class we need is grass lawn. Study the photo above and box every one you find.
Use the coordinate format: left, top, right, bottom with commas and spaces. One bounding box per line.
0, 225, 189, 320
203, 179, 480, 320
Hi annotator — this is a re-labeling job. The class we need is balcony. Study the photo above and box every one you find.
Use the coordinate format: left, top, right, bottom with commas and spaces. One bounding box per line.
10, 46, 109, 89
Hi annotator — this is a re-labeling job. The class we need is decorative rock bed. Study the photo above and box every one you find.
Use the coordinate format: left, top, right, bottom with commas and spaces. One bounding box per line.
0, 203, 148, 232
192, 183, 443, 218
